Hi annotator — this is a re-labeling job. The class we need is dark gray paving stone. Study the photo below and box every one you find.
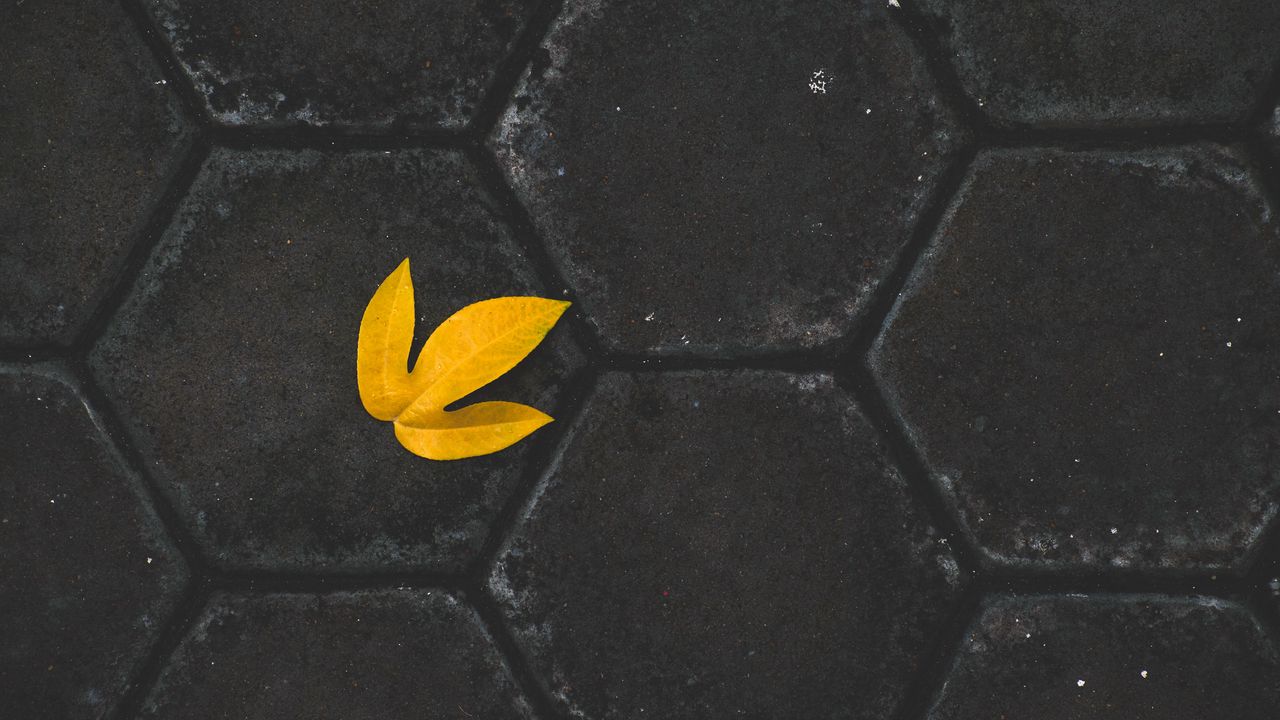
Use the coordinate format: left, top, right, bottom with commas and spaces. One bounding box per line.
928, 595, 1280, 720
90, 148, 583, 573
146, 0, 539, 130
0, 366, 187, 720
493, 0, 963, 355
0, 0, 192, 347
871, 145, 1280, 571
490, 371, 961, 719
1268, 104, 1280, 155
141, 590, 530, 719
916, 0, 1280, 128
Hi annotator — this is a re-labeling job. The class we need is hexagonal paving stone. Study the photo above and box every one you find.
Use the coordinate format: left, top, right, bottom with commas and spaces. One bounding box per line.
490, 371, 961, 718
145, 0, 541, 130
140, 590, 530, 718
871, 144, 1280, 571
91, 149, 583, 573
928, 595, 1280, 719
493, 0, 963, 355
0, 0, 192, 347
0, 366, 187, 720
915, 0, 1280, 128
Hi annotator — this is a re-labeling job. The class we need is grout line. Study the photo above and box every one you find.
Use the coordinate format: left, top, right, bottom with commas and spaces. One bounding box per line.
891, 0, 989, 135
470, 367, 600, 578
71, 357, 212, 576
107, 576, 213, 720
73, 138, 211, 355
466, 0, 565, 144
467, 578, 568, 720
117, 0, 213, 129
835, 143, 984, 577
465, 143, 607, 359
889, 582, 982, 720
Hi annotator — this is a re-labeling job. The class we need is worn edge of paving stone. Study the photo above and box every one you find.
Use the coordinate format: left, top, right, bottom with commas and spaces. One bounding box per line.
926, 592, 1280, 718
140, 589, 533, 718
486, 369, 966, 717
141, 0, 541, 131
487, 0, 969, 358
912, 0, 1280, 130
867, 142, 1277, 575
0, 361, 192, 720
87, 146, 585, 574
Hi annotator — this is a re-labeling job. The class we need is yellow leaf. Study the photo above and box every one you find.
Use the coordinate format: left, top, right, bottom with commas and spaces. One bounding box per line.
356, 259, 569, 460
399, 297, 570, 425
393, 402, 553, 460
357, 258, 427, 420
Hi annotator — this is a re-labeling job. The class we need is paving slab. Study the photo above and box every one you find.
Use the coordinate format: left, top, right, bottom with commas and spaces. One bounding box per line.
928, 595, 1280, 719
0, 366, 187, 720
145, 0, 541, 130
0, 0, 192, 347
90, 148, 583, 573
871, 144, 1280, 571
140, 590, 530, 719
493, 0, 964, 355
915, 0, 1280, 128
490, 370, 961, 718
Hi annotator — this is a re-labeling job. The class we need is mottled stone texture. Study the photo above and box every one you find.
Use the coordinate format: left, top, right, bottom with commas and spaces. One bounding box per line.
0, 367, 187, 720
0, 0, 191, 347
141, 590, 530, 719
91, 149, 582, 573
491, 371, 961, 719
146, 0, 540, 129
929, 595, 1280, 720
493, 0, 962, 355
872, 145, 1280, 570
916, 0, 1280, 128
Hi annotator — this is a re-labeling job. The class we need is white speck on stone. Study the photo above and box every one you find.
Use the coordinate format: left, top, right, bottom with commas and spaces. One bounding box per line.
808, 69, 830, 94
1077, 679, 1087, 687
917, 175, 923, 181
1140, 670, 1149, 678
146, 557, 153, 564
889, 0, 900, 6
865, 107, 872, 114
1110, 527, 1118, 534
1226, 341, 1233, 348
615, 106, 621, 111
644, 312, 655, 321
1025, 633, 1032, 638
153, 79, 167, 85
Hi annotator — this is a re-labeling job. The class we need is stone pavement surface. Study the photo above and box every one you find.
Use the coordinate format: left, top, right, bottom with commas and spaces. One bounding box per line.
3, 1, 1280, 719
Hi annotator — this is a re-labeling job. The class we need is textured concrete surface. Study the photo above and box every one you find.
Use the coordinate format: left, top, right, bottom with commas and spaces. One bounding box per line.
916, 0, 1280, 128
871, 145, 1280, 571
491, 372, 961, 718
0, 367, 187, 720
928, 595, 1280, 719
6, 1, 1280, 718
0, 0, 191, 347
140, 590, 530, 718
